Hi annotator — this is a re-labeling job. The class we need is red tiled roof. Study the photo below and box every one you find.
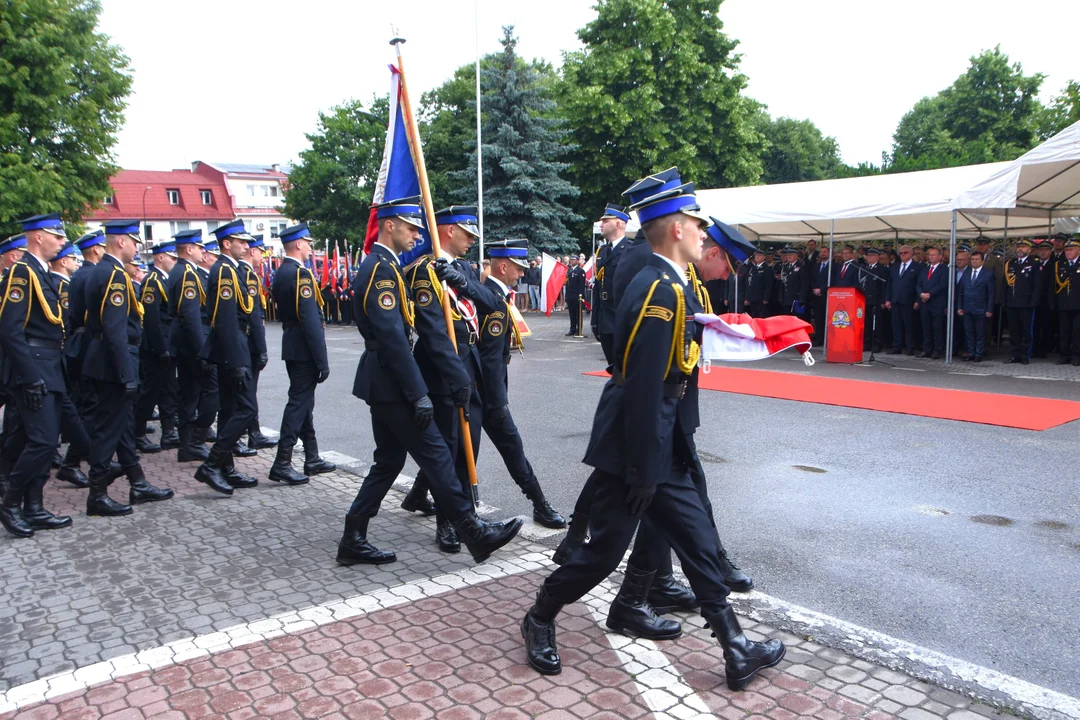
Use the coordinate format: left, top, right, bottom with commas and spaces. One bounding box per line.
86, 169, 235, 221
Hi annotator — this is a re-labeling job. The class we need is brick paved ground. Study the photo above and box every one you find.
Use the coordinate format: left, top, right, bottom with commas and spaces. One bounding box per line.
0, 445, 1032, 719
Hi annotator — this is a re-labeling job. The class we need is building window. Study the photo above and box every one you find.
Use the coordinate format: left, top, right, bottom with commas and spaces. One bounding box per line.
261, 185, 271, 197
144, 223, 154, 241
247, 185, 256, 196
206, 220, 221, 232
103, 195, 114, 205
166, 189, 180, 205
200, 189, 212, 205
170, 221, 190, 235
269, 185, 279, 197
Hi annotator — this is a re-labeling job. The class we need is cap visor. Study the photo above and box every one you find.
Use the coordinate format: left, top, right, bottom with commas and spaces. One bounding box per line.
457, 223, 480, 237
680, 207, 712, 227
509, 257, 529, 269
398, 215, 425, 229
43, 227, 67, 237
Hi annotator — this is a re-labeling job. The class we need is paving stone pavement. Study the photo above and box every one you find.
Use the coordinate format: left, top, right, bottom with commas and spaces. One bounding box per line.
0, 445, 1040, 719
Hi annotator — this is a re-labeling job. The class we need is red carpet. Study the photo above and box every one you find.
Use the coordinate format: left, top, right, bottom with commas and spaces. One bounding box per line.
582, 367, 1080, 430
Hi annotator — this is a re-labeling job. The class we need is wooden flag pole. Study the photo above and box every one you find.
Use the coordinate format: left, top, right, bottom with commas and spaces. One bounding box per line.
391, 35, 480, 504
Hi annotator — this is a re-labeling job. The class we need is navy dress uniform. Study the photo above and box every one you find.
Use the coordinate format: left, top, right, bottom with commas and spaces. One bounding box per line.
269, 223, 331, 486
134, 241, 179, 454
1055, 240, 1080, 365
64, 229, 105, 431
167, 230, 212, 461
522, 176, 784, 687
779, 247, 810, 318
476, 240, 565, 528
1003, 241, 1044, 364
746, 252, 773, 318
196, 242, 221, 439
82, 220, 175, 516
0, 234, 27, 425
859, 249, 888, 352
230, 237, 276, 456
340, 196, 522, 566
595, 204, 632, 363
0, 215, 74, 537
193, 220, 261, 495
565, 261, 587, 336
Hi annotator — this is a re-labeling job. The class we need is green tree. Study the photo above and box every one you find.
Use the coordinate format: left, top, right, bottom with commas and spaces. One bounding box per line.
282, 96, 388, 250
755, 114, 844, 184
0, 0, 132, 236
891, 47, 1045, 170
1036, 79, 1080, 141
560, 0, 763, 223
452, 27, 583, 255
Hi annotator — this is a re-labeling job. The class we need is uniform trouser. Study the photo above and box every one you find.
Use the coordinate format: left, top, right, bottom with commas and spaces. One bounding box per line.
87, 379, 139, 476
211, 368, 256, 454
134, 354, 176, 428
415, 388, 481, 499
963, 313, 987, 358
479, 403, 537, 494
1059, 310, 1080, 358
863, 305, 885, 350
197, 364, 219, 430
891, 304, 916, 350
175, 354, 205, 428
348, 401, 473, 520
246, 359, 262, 435
568, 293, 584, 334
69, 368, 98, 429
1034, 306, 1056, 355
2, 389, 63, 493
1008, 307, 1035, 359
920, 305, 946, 353
599, 333, 615, 366
749, 302, 768, 319
544, 467, 731, 616
278, 361, 318, 450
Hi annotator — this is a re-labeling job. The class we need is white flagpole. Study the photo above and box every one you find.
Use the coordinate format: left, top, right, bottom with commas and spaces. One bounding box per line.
475, 0, 484, 260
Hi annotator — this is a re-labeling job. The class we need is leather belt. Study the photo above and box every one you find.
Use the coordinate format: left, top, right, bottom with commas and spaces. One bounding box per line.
601, 292, 609, 301
71, 327, 86, 336
610, 367, 687, 398
455, 331, 477, 347
26, 338, 62, 350
90, 332, 139, 347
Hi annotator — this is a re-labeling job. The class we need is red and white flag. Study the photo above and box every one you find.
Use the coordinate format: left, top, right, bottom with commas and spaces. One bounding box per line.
583, 254, 596, 282
694, 313, 815, 366
540, 252, 567, 316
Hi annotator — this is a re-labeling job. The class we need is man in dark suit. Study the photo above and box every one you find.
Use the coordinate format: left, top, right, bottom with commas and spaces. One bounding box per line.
958, 251, 995, 361
885, 245, 921, 354
808, 247, 831, 346
858, 248, 889, 352
915, 246, 949, 358
1055, 238, 1080, 365
745, 248, 772, 317
1033, 239, 1057, 357
1003, 239, 1044, 364
833, 245, 860, 289
565, 255, 586, 336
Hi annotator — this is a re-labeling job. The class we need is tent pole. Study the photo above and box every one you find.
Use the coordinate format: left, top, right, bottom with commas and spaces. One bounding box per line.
946, 211, 957, 364
825, 219, 834, 356
998, 210, 1009, 348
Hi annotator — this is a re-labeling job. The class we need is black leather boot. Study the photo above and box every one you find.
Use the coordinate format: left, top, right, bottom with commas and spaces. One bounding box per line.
51, 450, 63, 469
56, 447, 89, 488
400, 479, 436, 516
551, 512, 589, 565
194, 445, 235, 495
705, 606, 786, 691
648, 573, 700, 614
336, 514, 396, 565
222, 456, 258, 489
86, 473, 133, 517
24, 475, 72, 529
268, 445, 309, 485
126, 464, 174, 504
177, 425, 210, 462
205, 427, 218, 442
231, 440, 257, 458
436, 514, 460, 553
248, 428, 278, 450
159, 419, 180, 450
135, 429, 162, 454
453, 513, 524, 563
718, 546, 754, 592
521, 586, 563, 675
606, 564, 682, 639
521, 480, 566, 529
1, 484, 36, 537
302, 438, 336, 476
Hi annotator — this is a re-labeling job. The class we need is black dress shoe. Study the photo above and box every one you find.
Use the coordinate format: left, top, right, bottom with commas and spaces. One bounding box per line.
0, 501, 34, 538
194, 447, 235, 496
436, 516, 460, 553
1021, 357, 1030, 365
972, 356, 982, 362
532, 499, 567, 529
269, 446, 309, 485
231, 441, 258, 458
223, 461, 258, 489
400, 484, 436, 516
56, 465, 89, 488
126, 465, 174, 504
606, 565, 681, 639
24, 508, 72, 530
86, 481, 133, 517
454, 514, 524, 563
304, 457, 336, 476
521, 587, 563, 676
920, 352, 933, 358
247, 431, 278, 450
135, 436, 162, 454
719, 549, 754, 592
159, 427, 181, 450
336, 514, 396, 565
564, 331, 575, 336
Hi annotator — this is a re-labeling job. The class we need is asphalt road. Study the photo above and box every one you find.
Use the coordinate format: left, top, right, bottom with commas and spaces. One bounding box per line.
254, 312, 1080, 698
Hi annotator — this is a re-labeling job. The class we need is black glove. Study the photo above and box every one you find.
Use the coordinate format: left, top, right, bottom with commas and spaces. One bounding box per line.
21, 380, 46, 412
316, 367, 330, 384
158, 352, 172, 368
451, 384, 471, 410
123, 380, 140, 400
412, 396, 434, 429
230, 366, 252, 392
487, 404, 509, 423
625, 484, 655, 517
257, 353, 268, 371
433, 258, 469, 291
198, 358, 214, 377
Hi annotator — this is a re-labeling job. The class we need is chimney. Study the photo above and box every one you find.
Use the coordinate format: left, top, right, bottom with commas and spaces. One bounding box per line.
192, 161, 199, 172
271, 164, 280, 173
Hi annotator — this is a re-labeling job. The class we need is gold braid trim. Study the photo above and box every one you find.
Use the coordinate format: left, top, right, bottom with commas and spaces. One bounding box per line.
1005, 260, 1016, 288
507, 300, 523, 350
392, 263, 415, 328
233, 265, 254, 315
176, 264, 206, 315
103, 267, 143, 323
423, 261, 462, 321
1054, 261, 1071, 295
298, 267, 325, 317
671, 284, 701, 376
622, 280, 662, 376
26, 265, 65, 329
687, 263, 712, 314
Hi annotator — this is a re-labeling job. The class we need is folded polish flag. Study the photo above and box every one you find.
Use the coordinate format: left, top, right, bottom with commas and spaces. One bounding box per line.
694, 313, 815, 367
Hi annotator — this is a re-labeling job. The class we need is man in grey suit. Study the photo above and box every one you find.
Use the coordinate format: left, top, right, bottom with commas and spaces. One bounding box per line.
958, 250, 995, 362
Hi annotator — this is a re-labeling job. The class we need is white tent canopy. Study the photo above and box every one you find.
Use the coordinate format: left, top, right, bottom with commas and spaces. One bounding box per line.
696, 163, 1064, 244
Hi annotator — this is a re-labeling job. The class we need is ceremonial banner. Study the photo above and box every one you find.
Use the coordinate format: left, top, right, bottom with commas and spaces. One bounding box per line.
509, 303, 531, 338
540, 252, 567, 316
583, 254, 596, 282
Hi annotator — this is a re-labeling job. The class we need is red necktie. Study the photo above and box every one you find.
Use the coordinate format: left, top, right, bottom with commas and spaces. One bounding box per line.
841, 265, 846, 278
927, 266, 933, 280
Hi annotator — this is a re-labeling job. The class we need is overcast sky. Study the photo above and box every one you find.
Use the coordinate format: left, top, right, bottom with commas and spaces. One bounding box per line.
99, 0, 1080, 178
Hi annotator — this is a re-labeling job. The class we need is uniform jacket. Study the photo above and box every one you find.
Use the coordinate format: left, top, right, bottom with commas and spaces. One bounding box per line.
1037, 258, 1056, 310
1054, 258, 1080, 311
0, 256, 66, 392
591, 243, 609, 334
52, 272, 71, 330
780, 260, 810, 310
140, 265, 172, 357
240, 260, 267, 359
597, 237, 629, 334
199, 256, 253, 369
887, 260, 922, 305
566, 266, 586, 300
63, 260, 95, 363
583, 255, 701, 487
915, 262, 949, 310
1004, 256, 1044, 309
858, 263, 888, 307
351, 243, 427, 405
197, 267, 213, 330
746, 262, 774, 303
477, 276, 517, 412
611, 237, 651, 310
272, 257, 329, 372
83, 254, 141, 384
725, 264, 748, 310
167, 258, 206, 358
407, 255, 479, 396
958, 267, 995, 314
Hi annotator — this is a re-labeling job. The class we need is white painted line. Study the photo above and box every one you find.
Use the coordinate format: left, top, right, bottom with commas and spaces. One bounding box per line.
891, 367, 928, 372
0, 552, 552, 715
259, 426, 281, 438
1015, 375, 1056, 381
947, 372, 993, 377
584, 583, 716, 719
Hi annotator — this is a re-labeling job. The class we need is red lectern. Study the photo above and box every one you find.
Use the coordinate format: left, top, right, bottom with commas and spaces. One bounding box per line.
826, 288, 865, 363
